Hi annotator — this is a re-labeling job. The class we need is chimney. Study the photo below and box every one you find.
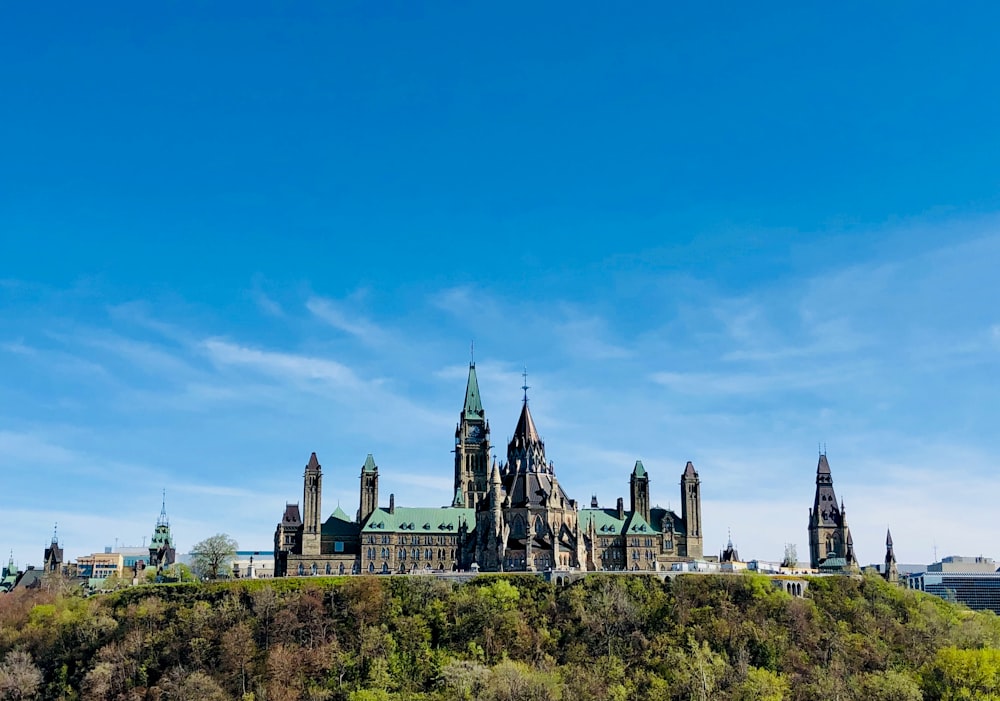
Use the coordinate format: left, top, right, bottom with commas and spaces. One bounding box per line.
389, 493, 395, 514
591, 494, 599, 508
616, 497, 624, 520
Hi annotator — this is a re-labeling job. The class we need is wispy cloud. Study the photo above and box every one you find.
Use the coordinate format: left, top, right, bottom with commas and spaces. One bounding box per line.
201, 338, 365, 390
307, 296, 390, 346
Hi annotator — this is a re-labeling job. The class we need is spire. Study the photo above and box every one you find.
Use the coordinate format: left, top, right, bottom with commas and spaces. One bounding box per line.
362, 454, 377, 474
632, 460, 647, 478
683, 461, 698, 478
158, 490, 169, 527
817, 454, 831, 475
307, 452, 320, 470
512, 400, 541, 446
886, 528, 894, 548
463, 362, 484, 419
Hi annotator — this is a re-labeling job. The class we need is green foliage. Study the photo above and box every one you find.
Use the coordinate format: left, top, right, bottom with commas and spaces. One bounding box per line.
189, 533, 239, 580
923, 646, 1000, 700
0, 573, 998, 699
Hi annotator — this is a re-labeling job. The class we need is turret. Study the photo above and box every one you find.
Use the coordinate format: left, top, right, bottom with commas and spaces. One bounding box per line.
302, 453, 322, 556
681, 461, 703, 558
359, 454, 379, 525
630, 460, 650, 524
43, 523, 63, 574
884, 528, 899, 584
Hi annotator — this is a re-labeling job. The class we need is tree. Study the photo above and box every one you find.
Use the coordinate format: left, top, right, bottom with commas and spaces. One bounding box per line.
0, 650, 42, 700
781, 544, 798, 569
190, 533, 238, 580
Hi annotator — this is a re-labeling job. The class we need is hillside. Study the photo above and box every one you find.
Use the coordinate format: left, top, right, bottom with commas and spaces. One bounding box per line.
1, 573, 998, 700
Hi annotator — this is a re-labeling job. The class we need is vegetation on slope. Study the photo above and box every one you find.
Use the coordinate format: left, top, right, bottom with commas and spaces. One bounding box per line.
1, 572, 998, 700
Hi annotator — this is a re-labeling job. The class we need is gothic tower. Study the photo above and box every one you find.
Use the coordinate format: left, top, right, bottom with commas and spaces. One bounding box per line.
149, 492, 176, 570
630, 460, 650, 524
808, 452, 856, 569
681, 462, 703, 558
884, 528, 899, 584
43, 523, 63, 573
302, 453, 322, 556
455, 362, 491, 509
359, 454, 379, 525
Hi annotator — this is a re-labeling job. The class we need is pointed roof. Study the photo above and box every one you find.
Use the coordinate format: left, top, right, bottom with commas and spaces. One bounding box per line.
307, 452, 320, 470
490, 460, 501, 484
452, 488, 465, 508
632, 460, 647, 478
683, 461, 698, 478
513, 400, 541, 445
331, 505, 351, 521
362, 454, 377, 474
817, 454, 831, 475
463, 363, 485, 419
886, 528, 894, 547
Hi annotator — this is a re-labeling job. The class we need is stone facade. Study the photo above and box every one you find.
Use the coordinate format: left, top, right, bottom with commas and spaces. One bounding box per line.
807, 453, 858, 572
275, 363, 705, 576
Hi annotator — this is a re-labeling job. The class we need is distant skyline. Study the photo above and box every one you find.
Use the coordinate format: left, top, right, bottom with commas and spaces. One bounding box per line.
2, 4, 999, 568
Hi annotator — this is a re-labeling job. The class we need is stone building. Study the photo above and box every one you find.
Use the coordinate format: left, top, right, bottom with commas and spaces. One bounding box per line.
807, 453, 858, 572
148, 493, 176, 572
275, 362, 705, 576
883, 528, 899, 584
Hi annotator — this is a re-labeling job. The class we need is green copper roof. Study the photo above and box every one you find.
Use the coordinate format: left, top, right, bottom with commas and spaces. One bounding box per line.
623, 510, 654, 534
331, 505, 352, 522
362, 454, 377, 473
463, 363, 484, 419
452, 488, 465, 507
632, 460, 647, 477
361, 506, 474, 534
322, 511, 358, 537
579, 508, 628, 534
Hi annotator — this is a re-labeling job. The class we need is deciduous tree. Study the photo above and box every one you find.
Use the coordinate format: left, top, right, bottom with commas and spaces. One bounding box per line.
190, 533, 238, 580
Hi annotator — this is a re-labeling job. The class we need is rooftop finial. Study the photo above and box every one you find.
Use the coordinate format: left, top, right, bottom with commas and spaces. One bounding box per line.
158, 490, 170, 527
51, 522, 58, 544
470, 339, 475, 366
521, 366, 530, 403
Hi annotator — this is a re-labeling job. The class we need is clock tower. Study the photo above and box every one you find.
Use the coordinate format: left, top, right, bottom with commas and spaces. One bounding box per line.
455, 362, 491, 509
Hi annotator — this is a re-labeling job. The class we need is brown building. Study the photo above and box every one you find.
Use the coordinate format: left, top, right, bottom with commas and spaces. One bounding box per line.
275, 363, 705, 576
807, 453, 858, 572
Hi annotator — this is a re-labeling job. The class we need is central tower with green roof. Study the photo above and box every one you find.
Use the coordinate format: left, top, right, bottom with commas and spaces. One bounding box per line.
454, 362, 491, 509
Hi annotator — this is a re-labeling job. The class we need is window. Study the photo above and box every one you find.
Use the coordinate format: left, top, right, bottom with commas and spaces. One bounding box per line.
334, 542, 345, 553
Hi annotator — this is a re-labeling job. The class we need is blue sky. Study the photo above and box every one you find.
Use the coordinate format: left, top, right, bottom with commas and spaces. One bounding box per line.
2, 3, 999, 568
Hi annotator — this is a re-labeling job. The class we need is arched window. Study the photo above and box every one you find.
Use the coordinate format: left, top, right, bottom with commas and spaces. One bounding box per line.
325, 563, 331, 575
368, 562, 375, 573
297, 563, 305, 576
534, 516, 545, 537
511, 515, 526, 538
339, 563, 345, 575
381, 562, 389, 573
311, 564, 317, 575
